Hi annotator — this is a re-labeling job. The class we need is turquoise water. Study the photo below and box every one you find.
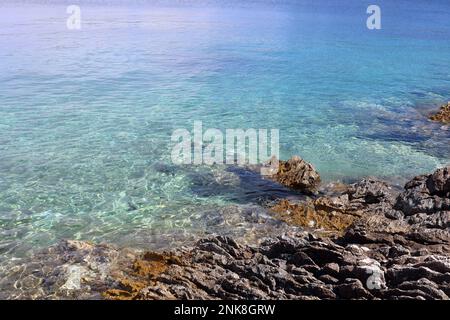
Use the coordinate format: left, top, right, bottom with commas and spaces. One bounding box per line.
0, 1, 449, 259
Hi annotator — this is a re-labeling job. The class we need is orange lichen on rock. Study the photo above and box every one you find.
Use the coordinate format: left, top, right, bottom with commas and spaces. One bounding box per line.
102, 277, 147, 300
103, 251, 181, 300
133, 252, 170, 278
429, 102, 450, 123
270, 197, 360, 234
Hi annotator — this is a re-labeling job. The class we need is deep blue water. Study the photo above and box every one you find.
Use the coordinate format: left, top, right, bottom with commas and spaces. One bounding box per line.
0, 0, 449, 259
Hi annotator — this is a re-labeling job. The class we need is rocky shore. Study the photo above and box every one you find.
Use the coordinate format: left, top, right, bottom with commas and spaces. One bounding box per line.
4, 156, 448, 300
100, 160, 449, 300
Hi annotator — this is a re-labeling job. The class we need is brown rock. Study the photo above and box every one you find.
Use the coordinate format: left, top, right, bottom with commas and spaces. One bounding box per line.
270, 198, 358, 234
268, 156, 321, 193
335, 279, 373, 299
429, 102, 450, 123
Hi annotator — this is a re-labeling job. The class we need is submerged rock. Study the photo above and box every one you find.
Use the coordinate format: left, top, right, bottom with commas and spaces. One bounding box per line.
0, 240, 133, 300
429, 102, 450, 124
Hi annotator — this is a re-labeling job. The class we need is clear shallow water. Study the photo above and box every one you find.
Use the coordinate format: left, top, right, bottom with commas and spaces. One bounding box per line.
0, 0, 449, 262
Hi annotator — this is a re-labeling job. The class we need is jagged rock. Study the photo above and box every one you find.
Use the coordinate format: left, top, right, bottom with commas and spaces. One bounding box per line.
384, 210, 404, 220
269, 166, 450, 253
319, 274, 339, 284
2, 229, 449, 300
406, 211, 450, 229
322, 263, 340, 276
345, 178, 400, 218
99, 230, 446, 300
301, 245, 345, 266
428, 166, 450, 194
268, 156, 321, 194
386, 265, 450, 286
347, 178, 396, 204
335, 279, 373, 299
396, 279, 448, 300
388, 245, 410, 258
395, 167, 450, 216
429, 102, 450, 124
